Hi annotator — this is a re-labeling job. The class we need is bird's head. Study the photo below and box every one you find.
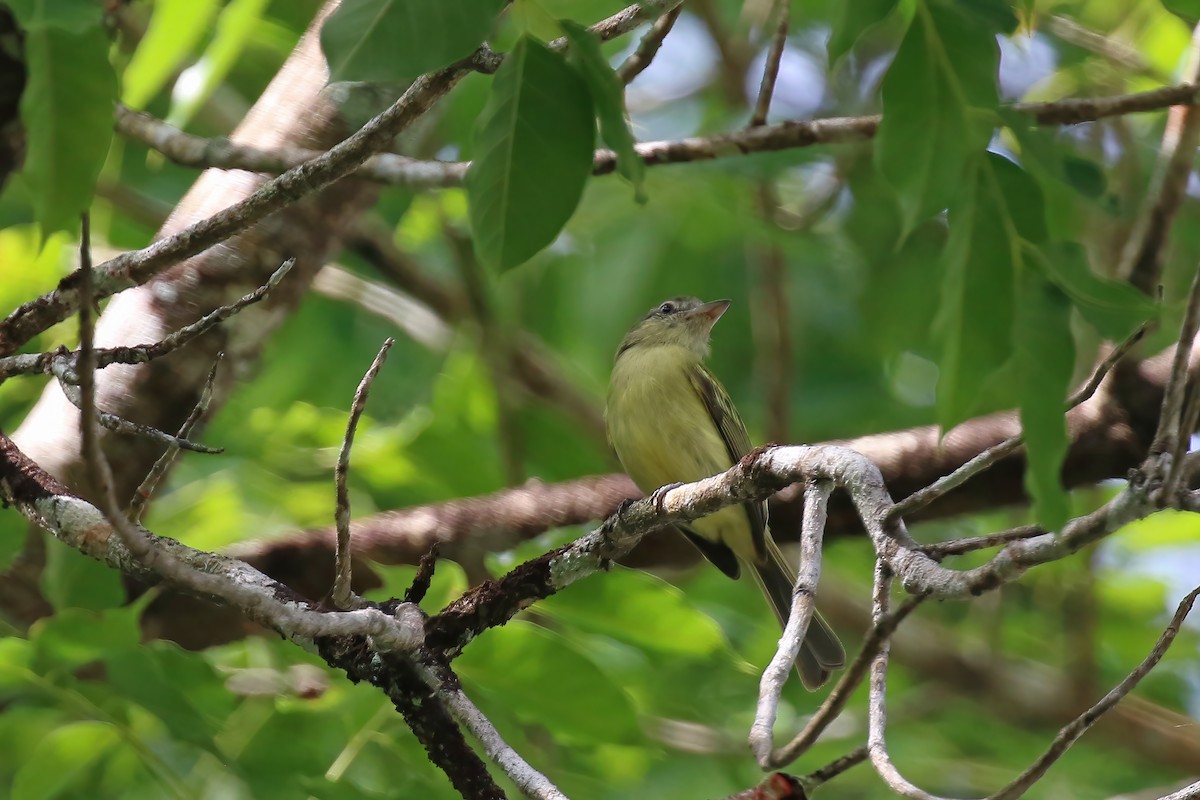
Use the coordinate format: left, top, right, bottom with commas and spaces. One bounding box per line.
616, 297, 731, 359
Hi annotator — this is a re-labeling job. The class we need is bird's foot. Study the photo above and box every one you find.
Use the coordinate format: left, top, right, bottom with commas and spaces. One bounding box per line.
648, 482, 685, 513
601, 498, 636, 534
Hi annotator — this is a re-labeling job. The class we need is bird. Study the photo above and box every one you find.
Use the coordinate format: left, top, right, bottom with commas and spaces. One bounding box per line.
605, 296, 845, 689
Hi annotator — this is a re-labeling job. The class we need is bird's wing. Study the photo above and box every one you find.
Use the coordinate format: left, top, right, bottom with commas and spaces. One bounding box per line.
687, 362, 768, 561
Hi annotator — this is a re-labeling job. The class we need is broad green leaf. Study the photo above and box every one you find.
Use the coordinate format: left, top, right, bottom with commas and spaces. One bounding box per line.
30, 607, 140, 673
934, 157, 1017, 427
121, 0, 220, 109
321, 0, 505, 84
828, 0, 897, 64
1033, 243, 1158, 340
1003, 111, 1107, 200
104, 642, 233, 751
538, 567, 728, 656
11, 721, 120, 800
1164, 0, 1200, 23
0, 638, 34, 698
1014, 264, 1073, 530
6, 0, 99, 32
18, 24, 116, 236
164, 0, 271, 129
457, 620, 639, 742
560, 20, 645, 201
40, 537, 125, 612
467, 36, 595, 270
876, 1, 998, 234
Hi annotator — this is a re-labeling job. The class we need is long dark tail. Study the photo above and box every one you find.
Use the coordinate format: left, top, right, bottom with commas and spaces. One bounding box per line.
751, 537, 846, 690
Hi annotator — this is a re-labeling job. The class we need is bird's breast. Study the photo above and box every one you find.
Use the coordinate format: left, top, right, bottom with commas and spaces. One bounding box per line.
606, 347, 733, 495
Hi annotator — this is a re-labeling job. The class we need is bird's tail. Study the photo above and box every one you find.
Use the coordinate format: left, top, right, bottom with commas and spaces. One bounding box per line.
750, 537, 846, 690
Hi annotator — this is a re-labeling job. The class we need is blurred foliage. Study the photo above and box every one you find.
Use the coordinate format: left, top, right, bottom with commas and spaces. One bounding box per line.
1, 0, 1200, 798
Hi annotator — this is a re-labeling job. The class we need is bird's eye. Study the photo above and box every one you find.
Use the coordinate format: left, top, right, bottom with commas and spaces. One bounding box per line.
659, 302, 674, 315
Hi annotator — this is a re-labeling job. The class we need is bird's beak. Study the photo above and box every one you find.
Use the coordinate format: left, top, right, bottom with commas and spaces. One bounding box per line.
687, 299, 731, 330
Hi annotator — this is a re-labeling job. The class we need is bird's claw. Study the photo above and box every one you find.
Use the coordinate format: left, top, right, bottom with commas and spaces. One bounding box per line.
601, 498, 636, 534
649, 482, 684, 513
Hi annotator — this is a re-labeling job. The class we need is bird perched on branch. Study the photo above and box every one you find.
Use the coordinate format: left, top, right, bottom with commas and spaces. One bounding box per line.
606, 297, 844, 689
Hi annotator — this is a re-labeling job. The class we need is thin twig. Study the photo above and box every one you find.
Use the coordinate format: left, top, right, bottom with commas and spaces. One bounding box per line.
51, 357, 222, 454
919, 525, 1045, 560
768, 595, 924, 768
618, 5, 682, 84
0, 258, 292, 379
1045, 15, 1155, 76
403, 543, 441, 605
332, 338, 395, 610
803, 744, 869, 788
109, 85, 1200, 190
890, 316, 1153, 522
1151, 263, 1200, 460
988, 586, 1200, 800
751, 480, 831, 765
1118, 24, 1200, 295
128, 355, 222, 521
0, 0, 686, 358
749, 0, 789, 127
425, 661, 568, 800
866, 562, 956, 800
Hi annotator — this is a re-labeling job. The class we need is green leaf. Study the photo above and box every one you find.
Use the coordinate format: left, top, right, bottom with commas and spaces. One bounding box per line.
321, 0, 505, 84
560, 20, 645, 201
876, 0, 998, 234
934, 157, 1017, 427
40, 537, 125, 611
1164, 0, 1200, 24
18, 24, 116, 236
538, 567, 728, 656
457, 620, 639, 742
1033, 243, 1158, 340
104, 642, 232, 751
11, 721, 120, 800
120, 0, 220, 109
164, 0, 271, 129
1015, 265, 1074, 530
828, 0, 897, 64
30, 607, 140, 673
6, 0, 100, 32
467, 36, 595, 270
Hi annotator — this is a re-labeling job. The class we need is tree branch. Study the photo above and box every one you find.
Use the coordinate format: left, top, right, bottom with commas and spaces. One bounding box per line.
110, 84, 1200, 189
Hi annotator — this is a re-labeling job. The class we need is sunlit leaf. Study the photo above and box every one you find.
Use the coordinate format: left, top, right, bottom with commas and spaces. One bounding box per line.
164, 0, 271, 130
560, 20, 645, 201
934, 157, 1015, 427
104, 642, 233, 751
467, 36, 595, 270
538, 567, 728, 656
121, 0, 220, 110
18, 24, 116, 236
457, 620, 639, 742
1015, 264, 1073, 530
40, 537, 125, 612
321, 0, 505, 83
877, 1, 998, 234
6, 0, 99, 32
828, 0, 897, 64
11, 721, 120, 800
1033, 243, 1158, 340
30, 607, 140, 673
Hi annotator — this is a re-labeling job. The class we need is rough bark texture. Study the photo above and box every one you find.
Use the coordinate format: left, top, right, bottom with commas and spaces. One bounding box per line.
5, 3, 380, 623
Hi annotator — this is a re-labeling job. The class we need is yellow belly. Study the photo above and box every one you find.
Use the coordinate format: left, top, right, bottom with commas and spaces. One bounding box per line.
606, 346, 757, 563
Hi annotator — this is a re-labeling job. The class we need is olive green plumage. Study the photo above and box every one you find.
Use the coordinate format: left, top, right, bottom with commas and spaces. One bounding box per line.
606, 297, 845, 689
